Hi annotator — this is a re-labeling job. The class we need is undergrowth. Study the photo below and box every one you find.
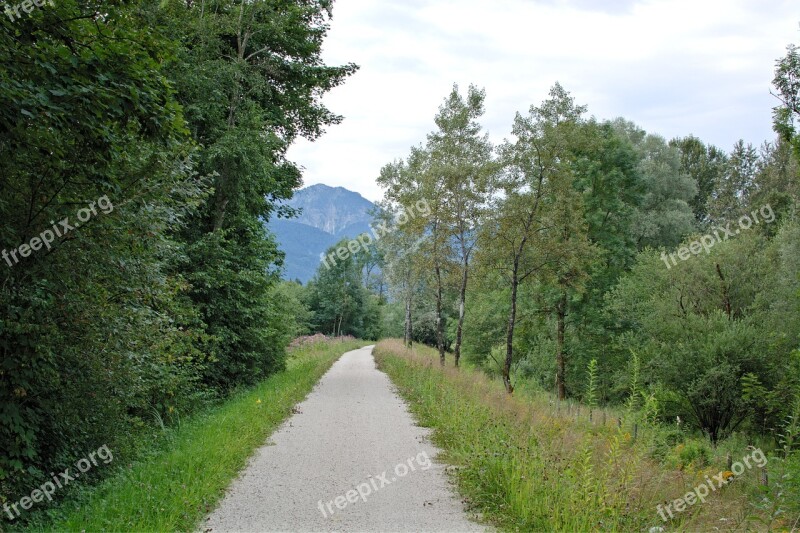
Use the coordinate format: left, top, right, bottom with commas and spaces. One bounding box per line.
7, 338, 367, 532
375, 339, 798, 532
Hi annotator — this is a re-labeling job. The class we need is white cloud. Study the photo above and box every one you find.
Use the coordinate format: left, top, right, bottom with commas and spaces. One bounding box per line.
287, 0, 800, 202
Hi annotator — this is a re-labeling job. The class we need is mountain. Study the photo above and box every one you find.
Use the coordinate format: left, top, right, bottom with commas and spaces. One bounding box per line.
268, 184, 376, 283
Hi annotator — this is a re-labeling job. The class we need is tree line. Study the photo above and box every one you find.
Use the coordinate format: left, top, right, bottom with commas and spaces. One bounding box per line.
0, 0, 355, 508
357, 45, 800, 446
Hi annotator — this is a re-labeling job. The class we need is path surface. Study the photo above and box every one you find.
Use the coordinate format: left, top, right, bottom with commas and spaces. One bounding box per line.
204, 345, 485, 533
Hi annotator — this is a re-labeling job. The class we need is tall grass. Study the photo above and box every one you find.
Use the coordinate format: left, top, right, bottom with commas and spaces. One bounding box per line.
14, 338, 367, 532
375, 339, 786, 532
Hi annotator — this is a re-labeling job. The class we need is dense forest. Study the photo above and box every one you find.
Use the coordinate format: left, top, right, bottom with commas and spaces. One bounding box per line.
0, 0, 355, 511
296, 44, 800, 450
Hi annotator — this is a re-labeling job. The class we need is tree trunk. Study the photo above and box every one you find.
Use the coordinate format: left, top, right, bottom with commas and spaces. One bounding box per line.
404, 295, 412, 347
716, 263, 732, 319
435, 264, 445, 366
555, 292, 567, 400
212, 195, 229, 231
503, 263, 519, 394
453, 259, 468, 368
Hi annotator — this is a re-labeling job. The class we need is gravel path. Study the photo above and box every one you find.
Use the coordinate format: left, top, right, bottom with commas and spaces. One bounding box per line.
203, 345, 485, 533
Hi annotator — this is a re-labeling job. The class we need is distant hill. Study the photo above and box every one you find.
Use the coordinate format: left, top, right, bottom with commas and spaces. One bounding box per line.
267, 184, 376, 283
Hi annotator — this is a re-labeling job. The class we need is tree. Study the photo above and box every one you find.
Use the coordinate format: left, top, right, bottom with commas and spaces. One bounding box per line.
307, 239, 365, 336
611, 119, 697, 249
544, 179, 598, 399
426, 84, 493, 366
483, 83, 585, 393
375, 203, 425, 347
773, 42, 800, 159
606, 227, 796, 442
751, 138, 800, 221
275, 281, 313, 337
357, 225, 387, 301
0, 0, 355, 505
562, 121, 643, 394
158, 0, 357, 387
708, 140, 759, 223
161, 0, 357, 231
0, 0, 207, 497
378, 143, 454, 364
306, 238, 383, 339
670, 136, 728, 225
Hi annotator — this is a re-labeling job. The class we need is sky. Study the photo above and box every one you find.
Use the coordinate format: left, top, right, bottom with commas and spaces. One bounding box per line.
286, 0, 800, 203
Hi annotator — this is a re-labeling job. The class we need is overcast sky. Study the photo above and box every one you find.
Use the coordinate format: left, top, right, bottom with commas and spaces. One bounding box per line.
286, 0, 800, 202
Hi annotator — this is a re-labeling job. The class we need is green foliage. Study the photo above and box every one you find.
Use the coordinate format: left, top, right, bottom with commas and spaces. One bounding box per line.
369, 39, 800, 529
183, 223, 290, 390
585, 359, 599, 409
626, 349, 642, 413
306, 238, 384, 340
640, 391, 660, 426
673, 441, 712, 470
378, 85, 495, 362
460, 283, 509, 367
275, 281, 313, 338
669, 136, 728, 225
378, 69, 798, 452
0, 0, 355, 517
426, 85, 494, 362
606, 222, 799, 442
781, 395, 800, 455
29, 339, 365, 531
773, 43, 800, 159
158, 0, 356, 388
708, 140, 759, 223
480, 82, 592, 392
0, 0, 205, 501
759, 450, 800, 523
750, 139, 800, 220
777, 350, 800, 455
741, 372, 779, 435
374, 340, 770, 531
611, 119, 697, 249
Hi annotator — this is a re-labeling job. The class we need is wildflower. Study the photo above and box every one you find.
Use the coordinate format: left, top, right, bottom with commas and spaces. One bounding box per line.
256, 399, 262, 404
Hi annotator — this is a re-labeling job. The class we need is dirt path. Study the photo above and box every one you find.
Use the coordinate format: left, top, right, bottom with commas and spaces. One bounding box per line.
203, 345, 485, 533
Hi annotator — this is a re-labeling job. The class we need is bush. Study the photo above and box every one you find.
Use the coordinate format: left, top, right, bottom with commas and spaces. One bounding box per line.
671, 441, 712, 470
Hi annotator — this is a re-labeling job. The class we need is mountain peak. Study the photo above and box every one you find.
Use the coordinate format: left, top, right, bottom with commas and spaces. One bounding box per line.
267, 184, 377, 282
290, 184, 375, 236
302, 183, 370, 199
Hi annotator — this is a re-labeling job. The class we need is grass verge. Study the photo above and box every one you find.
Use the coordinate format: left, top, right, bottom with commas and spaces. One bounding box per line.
375, 339, 795, 532
16, 338, 367, 532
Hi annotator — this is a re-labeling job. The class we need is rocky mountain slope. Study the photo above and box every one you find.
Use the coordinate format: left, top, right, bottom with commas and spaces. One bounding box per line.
268, 184, 376, 282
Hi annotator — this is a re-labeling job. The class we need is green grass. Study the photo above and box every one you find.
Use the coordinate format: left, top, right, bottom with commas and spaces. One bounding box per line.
375, 339, 791, 532
18, 338, 367, 532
